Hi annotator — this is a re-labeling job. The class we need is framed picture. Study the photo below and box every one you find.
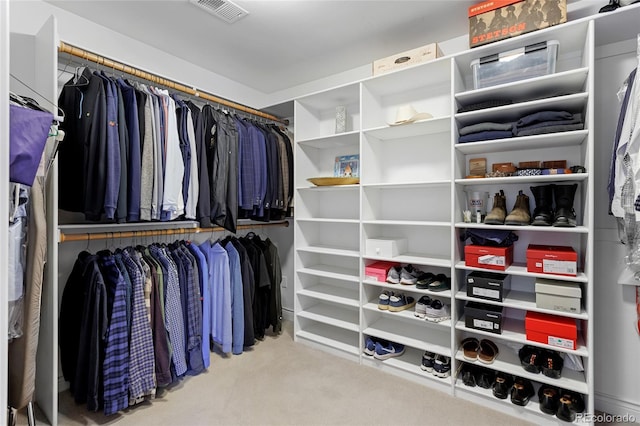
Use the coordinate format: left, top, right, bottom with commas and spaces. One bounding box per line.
334, 154, 359, 177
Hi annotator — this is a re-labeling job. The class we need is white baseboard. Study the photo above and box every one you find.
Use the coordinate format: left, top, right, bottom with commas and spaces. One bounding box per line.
596, 392, 640, 421
282, 307, 294, 322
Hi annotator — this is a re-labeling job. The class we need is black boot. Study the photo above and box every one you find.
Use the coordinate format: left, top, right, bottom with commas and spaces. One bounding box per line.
530, 185, 554, 226
553, 184, 578, 227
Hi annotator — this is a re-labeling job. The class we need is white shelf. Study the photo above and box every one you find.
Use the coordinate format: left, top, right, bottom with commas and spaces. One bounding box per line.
297, 184, 360, 192
296, 245, 360, 258
296, 303, 359, 332
298, 283, 360, 308
361, 180, 451, 189
454, 343, 588, 394
364, 253, 451, 269
296, 218, 360, 224
363, 302, 452, 329
455, 173, 589, 186
362, 345, 453, 386
455, 67, 589, 107
454, 222, 589, 234
296, 130, 360, 148
362, 220, 451, 227
296, 327, 359, 357
454, 130, 588, 155
364, 317, 451, 355
455, 318, 588, 357
454, 379, 581, 425
455, 261, 588, 283
454, 92, 589, 127
297, 264, 359, 282
362, 279, 453, 299
362, 116, 451, 139
455, 289, 588, 320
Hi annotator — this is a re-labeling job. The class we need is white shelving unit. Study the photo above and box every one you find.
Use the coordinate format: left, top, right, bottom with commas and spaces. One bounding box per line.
289, 9, 640, 422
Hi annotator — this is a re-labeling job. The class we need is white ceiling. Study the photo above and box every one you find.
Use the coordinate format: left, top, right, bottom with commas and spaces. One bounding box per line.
45, 0, 479, 95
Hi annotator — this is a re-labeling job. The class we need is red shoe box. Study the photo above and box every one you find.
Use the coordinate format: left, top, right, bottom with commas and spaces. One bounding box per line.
464, 245, 513, 271
364, 261, 399, 282
526, 244, 577, 277
525, 311, 577, 350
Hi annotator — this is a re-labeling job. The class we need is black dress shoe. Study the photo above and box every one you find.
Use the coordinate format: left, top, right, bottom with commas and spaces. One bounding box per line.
492, 373, 512, 399
599, 0, 620, 12
460, 364, 476, 387
541, 350, 564, 379
538, 385, 561, 415
510, 377, 535, 406
476, 368, 493, 389
556, 395, 577, 422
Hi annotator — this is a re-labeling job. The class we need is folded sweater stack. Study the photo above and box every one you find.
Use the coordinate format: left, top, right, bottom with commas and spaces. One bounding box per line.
458, 110, 584, 143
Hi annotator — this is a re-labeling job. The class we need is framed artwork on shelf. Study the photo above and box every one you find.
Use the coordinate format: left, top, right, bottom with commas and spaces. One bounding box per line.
334, 154, 359, 177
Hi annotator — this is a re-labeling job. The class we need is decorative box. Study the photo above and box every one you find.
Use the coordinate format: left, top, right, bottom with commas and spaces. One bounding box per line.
465, 301, 504, 334
535, 278, 582, 313
468, 0, 567, 48
526, 244, 577, 276
525, 311, 577, 350
465, 244, 513, 271
373, 42, 443, 76
365, 238, 407, 258
466, 270, 511, 302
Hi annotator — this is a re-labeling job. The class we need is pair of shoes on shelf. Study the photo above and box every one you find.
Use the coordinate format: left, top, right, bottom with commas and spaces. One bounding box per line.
461, 337, 499, 364
491, 373, 535, 406
415, 273, 450, 291
459, 363, 493, 389
518, 345, 564, 378
484, 185, 578, 227
373, 341, 405, 360
414, 296, 450, 321
363, 336, 388, 356
379, 291, 416, 312
484, 189, 532, 226
538, 385, 585, 422
387, 264, 424, 285
421, 351, 450, 378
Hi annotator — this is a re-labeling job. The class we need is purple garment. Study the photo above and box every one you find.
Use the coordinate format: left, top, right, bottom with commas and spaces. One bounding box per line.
458, 130, 513, 143
9, 104, 52, 186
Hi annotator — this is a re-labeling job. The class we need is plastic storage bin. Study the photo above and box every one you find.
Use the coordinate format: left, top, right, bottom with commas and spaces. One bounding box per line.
471, 40, 559, 89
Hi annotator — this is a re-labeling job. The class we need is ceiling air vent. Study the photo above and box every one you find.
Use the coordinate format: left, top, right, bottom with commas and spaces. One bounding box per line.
190, 0, 249, 24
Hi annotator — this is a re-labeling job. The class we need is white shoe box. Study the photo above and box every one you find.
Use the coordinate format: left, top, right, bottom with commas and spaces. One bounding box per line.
365, 238, 407, 258
535, 278, 582, 314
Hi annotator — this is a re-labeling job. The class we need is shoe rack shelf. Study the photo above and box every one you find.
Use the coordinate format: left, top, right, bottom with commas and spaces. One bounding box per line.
293, 13, 608, 423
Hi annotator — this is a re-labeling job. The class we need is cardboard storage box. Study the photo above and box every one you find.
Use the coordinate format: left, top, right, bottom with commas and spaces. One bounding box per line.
468, 0, 567, 48
527, 244, 577, 276
465, 244, 513, 271
364, 261, 399, 282
471, 40, 559, 89
525, 311, 577, 350
465, 301, 504, 334
466, 270, 511, 302
373, 43, 443, 76
366, 238, 407, 258
535, 278, 582, 313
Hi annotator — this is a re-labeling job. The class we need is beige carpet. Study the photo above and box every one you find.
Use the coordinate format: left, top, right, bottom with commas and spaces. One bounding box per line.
23, 321, 533, 426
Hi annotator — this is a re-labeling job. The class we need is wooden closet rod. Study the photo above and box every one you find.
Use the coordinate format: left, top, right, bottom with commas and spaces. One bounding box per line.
58, 41, 288, 125
58, 221, 290, 243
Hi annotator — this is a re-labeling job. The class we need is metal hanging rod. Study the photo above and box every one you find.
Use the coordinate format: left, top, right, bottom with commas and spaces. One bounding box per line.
58, 221, 290, 243
58, 41, 288, 125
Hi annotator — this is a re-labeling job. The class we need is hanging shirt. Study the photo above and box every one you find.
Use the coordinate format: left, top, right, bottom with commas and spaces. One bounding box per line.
188, 242, 211, 368
158, 89, 185, 220
186, 107, 199, 220
117, 78, 142, 222
224, 241, 245, 355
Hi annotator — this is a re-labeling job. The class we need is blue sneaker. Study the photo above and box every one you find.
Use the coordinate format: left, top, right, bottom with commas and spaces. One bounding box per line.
374, 341, 405, 360
378, 290, 391, 310
433, 354, 451, 378
388, 293, 416, 312
363, 336, 376, 356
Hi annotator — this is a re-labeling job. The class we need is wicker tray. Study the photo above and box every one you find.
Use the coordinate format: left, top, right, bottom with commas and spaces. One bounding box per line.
307, 177, 360, 186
